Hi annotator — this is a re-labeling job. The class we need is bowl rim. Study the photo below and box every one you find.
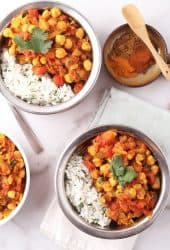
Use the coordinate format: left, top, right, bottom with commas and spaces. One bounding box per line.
55, 124, 170, 239
0, 132, 30, 226
0, 1, 101, 114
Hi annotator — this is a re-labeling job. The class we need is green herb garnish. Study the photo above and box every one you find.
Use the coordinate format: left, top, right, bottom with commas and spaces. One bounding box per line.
110, 155, 137, 187
14, 27, 53, 54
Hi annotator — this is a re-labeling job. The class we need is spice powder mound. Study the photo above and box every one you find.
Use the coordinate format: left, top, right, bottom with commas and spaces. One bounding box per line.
107, 31, 155, 78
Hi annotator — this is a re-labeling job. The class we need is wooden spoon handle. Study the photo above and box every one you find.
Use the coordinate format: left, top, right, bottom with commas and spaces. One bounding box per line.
122, 4, 170, 80
145, 39, 170, 79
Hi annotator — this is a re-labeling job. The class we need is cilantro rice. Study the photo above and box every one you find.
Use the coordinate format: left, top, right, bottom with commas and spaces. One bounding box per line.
65, 154, 111, 227
1, 50, 74, 106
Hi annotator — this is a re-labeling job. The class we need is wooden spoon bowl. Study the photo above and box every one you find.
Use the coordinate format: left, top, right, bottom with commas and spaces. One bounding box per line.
103, 24, 168, 87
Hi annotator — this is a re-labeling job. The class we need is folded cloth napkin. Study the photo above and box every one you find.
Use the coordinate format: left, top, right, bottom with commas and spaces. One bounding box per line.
0, 94, 48, 174
44, 87, 170, 250
41, 87, 170, 249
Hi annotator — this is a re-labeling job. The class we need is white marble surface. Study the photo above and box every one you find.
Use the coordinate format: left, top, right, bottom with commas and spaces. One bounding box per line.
0, 0, 170, 249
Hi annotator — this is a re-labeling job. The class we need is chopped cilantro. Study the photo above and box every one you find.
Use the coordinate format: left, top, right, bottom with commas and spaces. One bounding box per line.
14, 27, 52, 54
110, 155, 137, 187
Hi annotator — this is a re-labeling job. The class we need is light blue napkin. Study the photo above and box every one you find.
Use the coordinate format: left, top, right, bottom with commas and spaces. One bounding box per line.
90, 87, 170, 166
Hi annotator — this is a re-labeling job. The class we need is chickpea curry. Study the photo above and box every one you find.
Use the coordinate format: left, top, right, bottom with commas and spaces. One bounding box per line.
83, 130, 161, 227
0, 134, 26, 219
2, 7, 93, 94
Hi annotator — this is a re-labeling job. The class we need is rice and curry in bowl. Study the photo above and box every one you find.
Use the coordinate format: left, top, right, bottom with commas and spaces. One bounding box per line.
0, 1, 101, 114
56, 125, 169, 239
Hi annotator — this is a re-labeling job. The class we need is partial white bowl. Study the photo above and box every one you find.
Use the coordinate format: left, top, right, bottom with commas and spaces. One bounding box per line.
0, 132, 30, 226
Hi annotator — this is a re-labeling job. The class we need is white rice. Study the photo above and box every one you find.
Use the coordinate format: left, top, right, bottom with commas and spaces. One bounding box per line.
65, 155, 111, 227
0, 50, 74, 106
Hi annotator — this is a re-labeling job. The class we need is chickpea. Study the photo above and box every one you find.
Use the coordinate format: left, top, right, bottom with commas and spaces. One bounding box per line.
19, 169, 25, 178
137, 143, 147, 154
152, 177, 160, 189
15, 176, 22, 185
7, 203, 16, 210
103, 182, 112, 192
76, 28, 84, 39
81, 41, 91, 51
42, 9, 51, 19
137, 188, 145, 200
106, 191, 115, 198
77, 68, 88, 80
7, 191, 15, 199
147, 155, 155, 165
14, 151, 22, 160
3, 208, 10, 218
39, 19, 49, 31
100, 164, 110, 176
48, 18, 57, 26
55, 48, 67, 59
95, 181, 103, 192
32, 57, 39, 66
65, 38, 73, 49
146, 150, 151, 156
3, 28, 13, 38
135, 153, 145, 162
117, 184, 123, 191
21, 15, 29, 25
40, 56, 47, 65
87, 145, 96, 156
83, 59, 92, 71
115, 189, 123, 197
55, 34, 66, 45
22, 24, 29, 32
127, 188, 136, 199
7, 175, 13, 185
139, 172, 147, 185
57, 21, 67, 32
92, 158, 102, 167
119, 135, 127, 142
72, 48, 81, 57
70, 64, 78, 71
127, 151, 135, 160
11, 16, 21, 29
64, 73, 73, 83
151, 165, 159, 175
109, 177, 117, 187
90, 169, 99, 179
134, 183, 142, 190
51, 7, 61, 18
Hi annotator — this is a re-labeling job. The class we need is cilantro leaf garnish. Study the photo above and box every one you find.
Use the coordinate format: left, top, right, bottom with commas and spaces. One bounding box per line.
14, 27, 53, 54
110, 155, 137, 187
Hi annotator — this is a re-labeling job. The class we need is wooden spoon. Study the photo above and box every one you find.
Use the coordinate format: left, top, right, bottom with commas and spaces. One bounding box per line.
122, 4, 170, 80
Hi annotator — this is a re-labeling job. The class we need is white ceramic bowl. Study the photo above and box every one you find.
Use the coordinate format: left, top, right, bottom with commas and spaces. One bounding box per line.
0, 132, 30, 226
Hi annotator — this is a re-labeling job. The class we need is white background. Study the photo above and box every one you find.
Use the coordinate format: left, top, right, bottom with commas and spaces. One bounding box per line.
0, 0, 170, 249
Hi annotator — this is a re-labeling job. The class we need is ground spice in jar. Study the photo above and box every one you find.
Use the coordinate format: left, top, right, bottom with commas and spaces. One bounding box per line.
107, 31, 155, 78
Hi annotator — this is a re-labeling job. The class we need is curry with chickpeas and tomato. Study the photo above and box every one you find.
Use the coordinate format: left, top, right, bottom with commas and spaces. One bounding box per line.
83, 129, 161, 227
1, 7, 93, 105
0, 134, 26, 219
